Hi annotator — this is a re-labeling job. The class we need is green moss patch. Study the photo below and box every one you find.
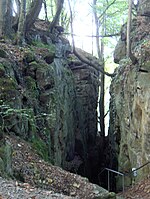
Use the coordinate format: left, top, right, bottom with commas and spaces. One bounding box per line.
23, 51, 36, 63
0, 49, 7, 58
0, 63, 5, 76
31, 136, 49, 162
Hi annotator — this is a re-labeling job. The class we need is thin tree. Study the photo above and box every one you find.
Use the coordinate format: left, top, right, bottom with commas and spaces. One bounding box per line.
16, 0, 26, 45
25, 0, 43, 31
0, 0, 4, 37
127, 0, 132, 58
0, 0, 13, 38
49, 0, 64, 32
126, 0, 137, 63
43, 0, 49, 21
93, 0, 105, 137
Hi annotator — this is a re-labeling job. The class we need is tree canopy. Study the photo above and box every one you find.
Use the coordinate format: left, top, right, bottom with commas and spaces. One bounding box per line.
0, 0, 132, 49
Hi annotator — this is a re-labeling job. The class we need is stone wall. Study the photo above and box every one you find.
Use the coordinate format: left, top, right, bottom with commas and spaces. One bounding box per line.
109, 8, 150, 189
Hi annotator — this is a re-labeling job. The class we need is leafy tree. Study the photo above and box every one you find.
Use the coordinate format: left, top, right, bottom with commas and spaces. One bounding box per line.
0, 0, 65, 44
91, 0, 129, 136
93, 0, 105, 137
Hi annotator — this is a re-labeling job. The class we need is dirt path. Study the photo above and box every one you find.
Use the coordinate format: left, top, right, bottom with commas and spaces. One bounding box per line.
0, 135, 115, 199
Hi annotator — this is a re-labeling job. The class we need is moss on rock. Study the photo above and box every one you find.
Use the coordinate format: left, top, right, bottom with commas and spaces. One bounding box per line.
31, 136, 49, 162
0, 77, 18, 101
25, 76, 37, 90
0, 142, 13, 177
0, 49, 7, 58
23, 51, 36, 63
0, 63, 5, 76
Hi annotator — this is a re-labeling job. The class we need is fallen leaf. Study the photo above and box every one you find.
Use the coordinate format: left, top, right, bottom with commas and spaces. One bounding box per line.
73, 183, 80, 188
47, 178, 53, 184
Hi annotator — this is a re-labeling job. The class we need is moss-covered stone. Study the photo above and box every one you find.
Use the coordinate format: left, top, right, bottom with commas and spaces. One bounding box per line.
0, 77, 16, 92
0, 32, 100, 186
28, 61, 39, 69
44, 52, 55, 64
0, 77, 18, 101
25, 76, 37, 90
24, 51, 36, 63
0, 49, 7, 58
43, 45, 56, 64
0, 63, 5, 76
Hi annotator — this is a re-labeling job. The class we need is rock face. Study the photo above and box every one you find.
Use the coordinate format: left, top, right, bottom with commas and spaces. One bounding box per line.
109, 7, 150, 190
138, 0, 150, 16
68, 48, 101, 182
0, 20, 100, 184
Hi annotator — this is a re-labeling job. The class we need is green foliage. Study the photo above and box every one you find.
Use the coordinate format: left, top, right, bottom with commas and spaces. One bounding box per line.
31, 136, 49, 161
94, 0, 128, 56
31, 41, 56, 53
0, 100, 36, 137
0, 100, 50, 162
60, 7, 70, 32
23, 51, 36, 63
95, 0, 128, 35
0, 63, 5, 76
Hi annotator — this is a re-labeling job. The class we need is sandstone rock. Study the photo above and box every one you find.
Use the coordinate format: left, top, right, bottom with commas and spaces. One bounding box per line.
113, 39, 126, 64
109, 12, 150, 190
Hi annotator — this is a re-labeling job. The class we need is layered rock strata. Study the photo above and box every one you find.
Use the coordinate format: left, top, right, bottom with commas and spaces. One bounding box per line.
109, 0, 150, 189
0, 20, 100, 184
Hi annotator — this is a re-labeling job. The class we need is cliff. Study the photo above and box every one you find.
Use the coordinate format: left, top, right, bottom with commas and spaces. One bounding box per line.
0, 20, 114, 198
109, 0, 150, 189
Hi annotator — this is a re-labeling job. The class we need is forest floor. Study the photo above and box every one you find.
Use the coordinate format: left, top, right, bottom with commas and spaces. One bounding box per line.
0, 135, 113, 199
117, 176, 150, 199
0, 177, 73, 199
0, 135, 150, 198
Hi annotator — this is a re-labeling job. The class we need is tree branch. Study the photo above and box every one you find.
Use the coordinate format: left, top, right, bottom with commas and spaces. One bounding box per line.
49, 0, 64, 32
67, 0, 115, 78
90, 0, 117, 21
98, 0, 117, 21
64, 32, 120, 38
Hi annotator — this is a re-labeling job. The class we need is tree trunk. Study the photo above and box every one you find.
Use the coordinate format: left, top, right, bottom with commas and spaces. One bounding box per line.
25, 0, 43, 31
0, 0, 4, 36
4, 0, 13, 37
16, 0, 26, 45
93, 0, 105, 137
49, 0, 64, 32
43, 0, 48, 21
0, 0, 13, 38
127, 0, 132, 58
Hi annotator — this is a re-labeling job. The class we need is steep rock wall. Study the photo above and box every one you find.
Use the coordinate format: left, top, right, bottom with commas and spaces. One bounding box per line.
109, 2, 150, 188
69, 48, 101, 181
0, 20, 100, 182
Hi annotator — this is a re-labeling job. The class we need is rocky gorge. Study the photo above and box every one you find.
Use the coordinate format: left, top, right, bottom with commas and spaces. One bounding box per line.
0, 19, 109, 198
0, 0, 150, 198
